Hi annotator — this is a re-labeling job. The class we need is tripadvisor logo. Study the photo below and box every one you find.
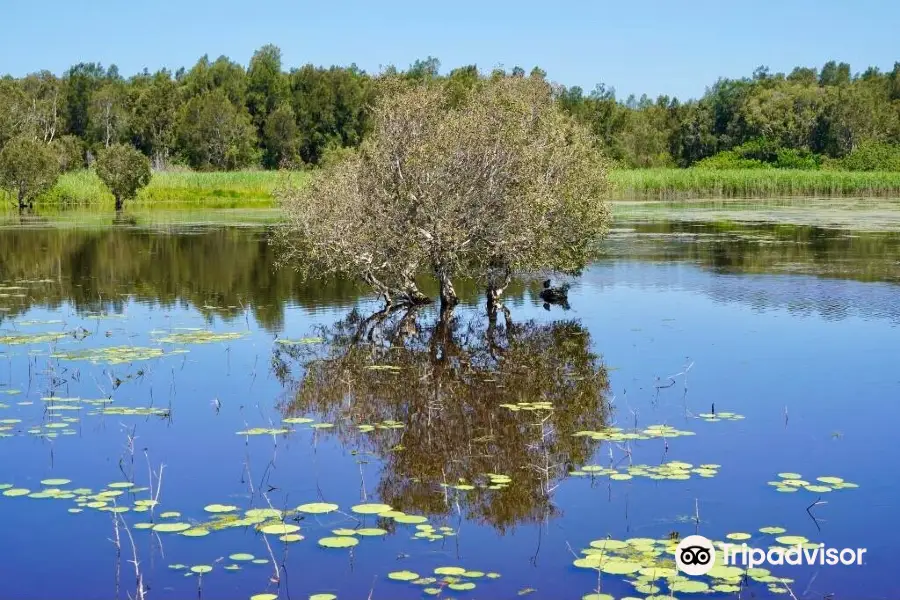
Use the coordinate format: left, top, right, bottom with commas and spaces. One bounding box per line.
676, 535, 716, 575
676, 534, 868, 576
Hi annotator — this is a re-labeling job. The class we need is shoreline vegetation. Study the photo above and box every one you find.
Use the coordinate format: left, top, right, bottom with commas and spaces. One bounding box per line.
3, 167, 900, 210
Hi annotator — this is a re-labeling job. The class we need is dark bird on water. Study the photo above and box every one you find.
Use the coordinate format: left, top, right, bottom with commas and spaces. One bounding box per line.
540, 280, 570, 303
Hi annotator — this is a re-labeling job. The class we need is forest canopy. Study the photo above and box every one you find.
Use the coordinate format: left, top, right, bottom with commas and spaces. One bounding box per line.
1, 50, 899, 172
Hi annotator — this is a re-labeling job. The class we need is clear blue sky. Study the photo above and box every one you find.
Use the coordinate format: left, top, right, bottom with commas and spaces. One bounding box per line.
1, 0, 897, 100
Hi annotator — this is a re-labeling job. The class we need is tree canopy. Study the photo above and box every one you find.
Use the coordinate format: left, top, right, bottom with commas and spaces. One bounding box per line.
94, 143, 152, 209
0, 50, 897, 174
0, 135, 60, 209
276, 75, 611, 309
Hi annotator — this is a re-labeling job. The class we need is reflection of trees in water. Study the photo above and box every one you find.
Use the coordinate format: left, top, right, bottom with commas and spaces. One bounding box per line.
278, 307, 610, 531
608, 221, 900, 283
0, 226, 537, 331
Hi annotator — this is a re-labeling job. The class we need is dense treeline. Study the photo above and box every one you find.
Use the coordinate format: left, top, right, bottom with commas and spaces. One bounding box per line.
1, 48, 899, 172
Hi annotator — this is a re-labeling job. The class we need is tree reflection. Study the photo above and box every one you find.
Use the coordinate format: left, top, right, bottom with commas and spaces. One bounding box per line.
278, 307, 610, 531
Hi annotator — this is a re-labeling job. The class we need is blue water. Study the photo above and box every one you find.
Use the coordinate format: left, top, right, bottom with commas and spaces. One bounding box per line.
0, 221, 898, 600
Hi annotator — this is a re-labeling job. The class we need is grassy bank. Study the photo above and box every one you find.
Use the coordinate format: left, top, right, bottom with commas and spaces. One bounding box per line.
610, 168, 900, 199
4, 167, 899, 210
2, 170, 308, 209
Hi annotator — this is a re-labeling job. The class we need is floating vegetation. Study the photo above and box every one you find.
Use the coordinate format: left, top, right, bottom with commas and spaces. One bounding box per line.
52, 346, 165, 364
318, 536, 359, 548
572, 424, 695, 442
236, 427, 291, 436
387, 570, 420, 581
350, 503, 392, 515
155, 330, 246, 344
259, 523, 300, 535
696, 411, 745, 422
276, 337, 323, 345
204, 503, 238, 513
296, 502, 338, 514
767, 472, 859, 493
571, 461, 721, 481
0, 332, 69, 345
573, 533, 799, 597
229, 553, 255, 561
499, 401, 554, 412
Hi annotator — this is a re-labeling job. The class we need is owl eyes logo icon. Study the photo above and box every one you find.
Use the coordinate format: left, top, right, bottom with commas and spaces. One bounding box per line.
675, 535, 716, 576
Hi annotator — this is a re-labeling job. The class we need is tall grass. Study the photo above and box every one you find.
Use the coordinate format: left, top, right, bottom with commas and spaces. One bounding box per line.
17, 169, 310, 209
611, 168, 900, 200
4, 167, 899, 211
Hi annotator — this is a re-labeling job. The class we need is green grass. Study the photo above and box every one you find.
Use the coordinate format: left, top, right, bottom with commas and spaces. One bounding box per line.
610, 168, 900, 200
3, 167, 899, 212
3, 169, 310, 209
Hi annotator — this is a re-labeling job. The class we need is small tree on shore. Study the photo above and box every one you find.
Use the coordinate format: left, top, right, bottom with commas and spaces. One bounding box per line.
278, 75, 611, 313
95, 144, 152, 210
0, 136, 60, 209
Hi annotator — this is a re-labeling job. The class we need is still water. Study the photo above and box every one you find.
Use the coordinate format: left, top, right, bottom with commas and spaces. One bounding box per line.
0, 209, 897, 600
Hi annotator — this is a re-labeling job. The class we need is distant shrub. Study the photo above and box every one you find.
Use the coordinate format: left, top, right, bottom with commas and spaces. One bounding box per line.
694, 151, 771, 170
834, 141, 900, 172
774, 148, 821, 170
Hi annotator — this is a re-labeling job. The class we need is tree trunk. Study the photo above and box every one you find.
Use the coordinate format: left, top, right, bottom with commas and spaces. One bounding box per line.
486, 269, 511, 323
115, 195, 124, 211
438, 272, 458, 313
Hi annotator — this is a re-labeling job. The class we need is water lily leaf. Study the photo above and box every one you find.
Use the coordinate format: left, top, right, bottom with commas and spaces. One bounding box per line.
448, 582, 475, 591
205, 503, 238, 513
250, 594, 278, 600
2, 488, 30, 497
296, 502, 338, 514
726, 532, 752, 540
279, 534, 303, 542
759, 526, 786, 534
350, 503, 392, 515
153, 523, 192, 533
190, 565, 213, 574
387, 570, 420, 581
777, 472, 802, 479
776, 535, 808, 545
181, 529, 210, 537
259, 523, 300, 535
229, 553, 255, 561
671, 580, 710, 593
309, 595, 336, 600
600, 560, 642, 575
40, 478, 71, 486
434, 567, 467, 576
393, 514, 428, 524
318, 536, 358, 548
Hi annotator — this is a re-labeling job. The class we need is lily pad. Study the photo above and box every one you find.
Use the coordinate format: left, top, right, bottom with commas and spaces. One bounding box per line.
318, 536, 358, 548
259, 523, 300, 535
296, 502, 339, 514
350, 503, 392, 515
388, 570, 420, 581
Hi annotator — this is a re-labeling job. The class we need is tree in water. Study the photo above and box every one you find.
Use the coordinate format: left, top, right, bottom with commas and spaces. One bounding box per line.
0, 136, 60, 210
277, 73, 611, 315
94, 144, 151, 210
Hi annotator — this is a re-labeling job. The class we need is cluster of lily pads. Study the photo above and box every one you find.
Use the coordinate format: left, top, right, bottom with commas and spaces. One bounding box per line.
574, 527, 811, 597
499, 401, 554, 412
386, 565, 501, 595
439, 472, 513, 492
153, 329, 246, 344
237, 418, 404, 437
0, 396, 172, 441
572, 424, 695, 442
570, 461, 721, 481
767, 472, 859, 494
52, 346, 171, 364
695, 411, 745, 422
